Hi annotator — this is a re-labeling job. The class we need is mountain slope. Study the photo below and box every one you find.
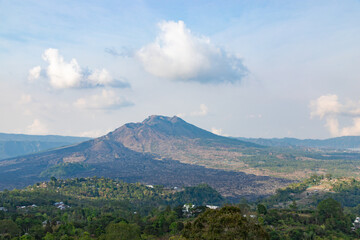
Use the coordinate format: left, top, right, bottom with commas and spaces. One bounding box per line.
3, 115, 360, 186
107, 115, 263, 170
110, 115, 260, 148
0, 117, 291, 200
0, 133, 91, 160
105, 116, 360, 179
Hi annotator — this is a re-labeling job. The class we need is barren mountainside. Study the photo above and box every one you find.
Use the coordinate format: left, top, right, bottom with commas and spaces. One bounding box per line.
108, 115, 263, 169
109, 115, 260, 148
107, 116, 360, 179
0, 116, 292, 200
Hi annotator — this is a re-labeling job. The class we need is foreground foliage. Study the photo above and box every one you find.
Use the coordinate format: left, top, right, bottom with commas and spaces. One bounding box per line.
0, 176, 360, 239
182, 206, 269, 239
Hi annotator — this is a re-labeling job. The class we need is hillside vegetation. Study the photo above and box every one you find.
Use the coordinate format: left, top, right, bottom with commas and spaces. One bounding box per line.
1, 177, 360, 239
265, 175, 360, 214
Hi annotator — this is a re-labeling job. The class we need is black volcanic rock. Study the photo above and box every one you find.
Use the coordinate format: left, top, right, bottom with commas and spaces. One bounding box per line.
0, 116, 290, 200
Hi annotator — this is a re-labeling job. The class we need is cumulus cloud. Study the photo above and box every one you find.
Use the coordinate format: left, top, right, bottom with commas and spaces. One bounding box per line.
311, 94, 360, 136
26, 119, 49, 135
310, 94, 341, 119
88, 69, 114, 86
340, 118, 360, 136
42, 48, 82, 88
137, 20, 247, 83
30, 48, 130, 89
74, 89, 133, 110
88, 69, 130, 88
28, 66, 41, 82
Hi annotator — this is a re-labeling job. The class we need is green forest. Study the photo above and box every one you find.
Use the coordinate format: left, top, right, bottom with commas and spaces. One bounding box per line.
0, 177, 360, 239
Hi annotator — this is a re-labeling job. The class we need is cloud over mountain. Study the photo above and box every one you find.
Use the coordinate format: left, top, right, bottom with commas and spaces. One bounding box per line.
137, 21, 247, 83
311, 94, 360, 136
26, 119, 49, 135
29, 48, 130, 89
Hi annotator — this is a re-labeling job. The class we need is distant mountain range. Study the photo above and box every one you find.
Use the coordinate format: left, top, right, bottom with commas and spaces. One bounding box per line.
0, 116, 291, 200
236, 136, 360, 150
2, 115, 360, 200
0, 133, 91, 160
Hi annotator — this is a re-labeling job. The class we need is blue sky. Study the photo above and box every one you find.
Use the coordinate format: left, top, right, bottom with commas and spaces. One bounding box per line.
1, 0, 360, 138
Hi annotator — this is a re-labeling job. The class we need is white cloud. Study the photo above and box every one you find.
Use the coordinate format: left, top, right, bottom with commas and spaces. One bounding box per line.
28, 66, 41, 82
42, 48, 82, 89
137, 20, 247, 83
88, 69, 113, 86
311, 94, 360, 136
26, 119, 49, 135
310, 94, 341, 119
87, 69, 130, 88
191, 104, 208, 116
211, 127, 229, 137
30, 48, 129, 89
74, 89, 133, 110
211, 127, 223, 135
323, 117, 339, 137
340, 118, 360, 136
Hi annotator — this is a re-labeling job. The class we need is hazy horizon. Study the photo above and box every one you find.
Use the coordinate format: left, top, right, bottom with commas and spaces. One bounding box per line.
1, 0, 360, 139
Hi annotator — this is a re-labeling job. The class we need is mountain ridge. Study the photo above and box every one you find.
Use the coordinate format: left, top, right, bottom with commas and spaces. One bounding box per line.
106, 115, 263, 168
94, 115, 360, 180
0, 115, 291, 200
0, 133, 91, 160
237, 136, 360, 149
109, 115, 259, 146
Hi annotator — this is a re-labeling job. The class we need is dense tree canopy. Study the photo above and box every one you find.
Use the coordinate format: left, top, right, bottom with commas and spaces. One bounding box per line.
0, 176, 359, 239
182, 206, 269, 240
